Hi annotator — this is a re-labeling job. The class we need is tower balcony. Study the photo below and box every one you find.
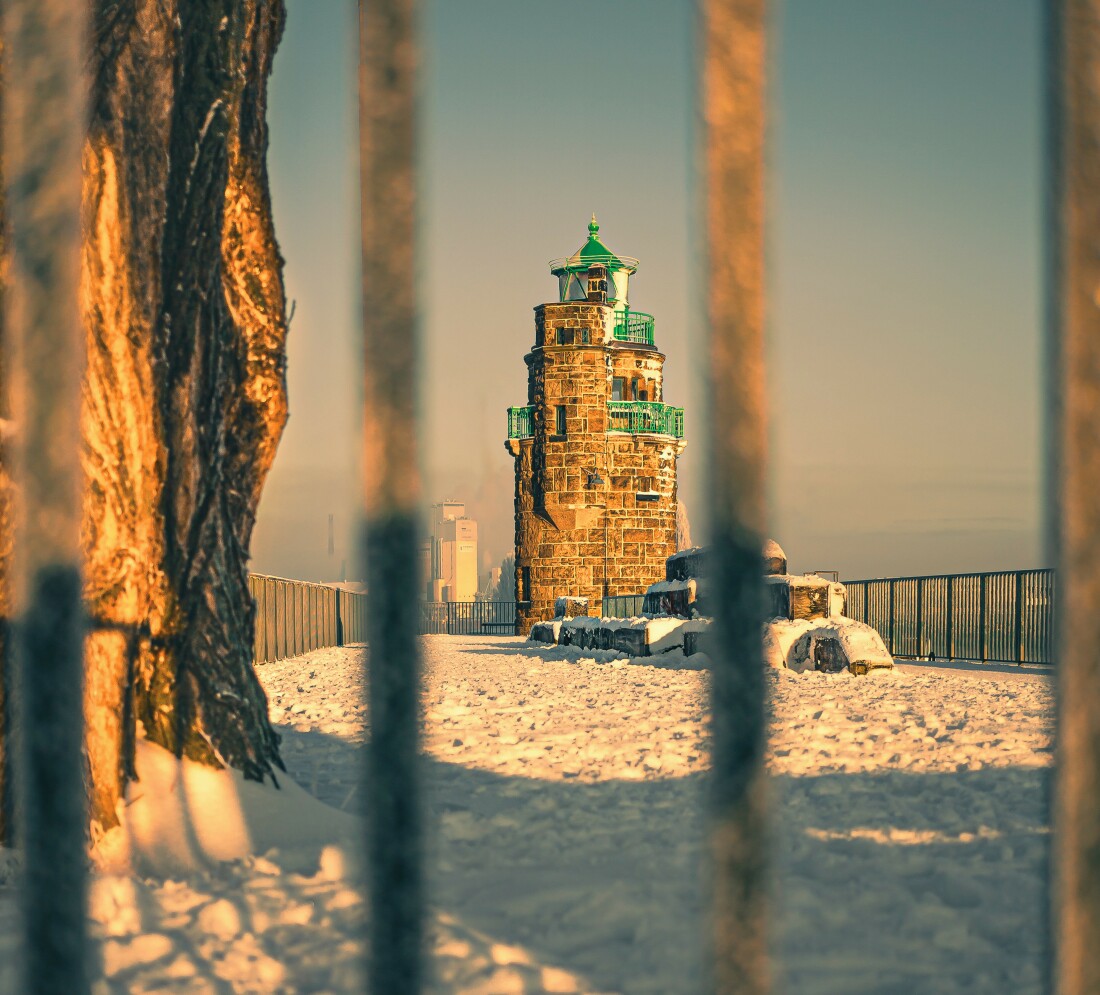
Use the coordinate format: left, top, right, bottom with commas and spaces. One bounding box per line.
507, 405, 534, 439
607, 401, 684, 439
611, 309, 655, 346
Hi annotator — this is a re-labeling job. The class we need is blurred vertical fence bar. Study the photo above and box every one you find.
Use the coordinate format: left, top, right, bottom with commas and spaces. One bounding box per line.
3, 0, 90, 991
359, 0, 424, 992
701, 1, 770, 992
1050, 2, 1100, 991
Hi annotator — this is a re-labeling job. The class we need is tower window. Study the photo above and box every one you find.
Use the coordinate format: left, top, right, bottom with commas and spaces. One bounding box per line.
612, 377, 625, 401
556, 327, 574, 346
555, 405, 567, 435
520, 566, 531, 603
581, 328, 589, 344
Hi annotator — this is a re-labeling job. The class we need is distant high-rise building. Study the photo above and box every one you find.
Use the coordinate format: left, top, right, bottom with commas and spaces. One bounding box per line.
428, 501, 478, 602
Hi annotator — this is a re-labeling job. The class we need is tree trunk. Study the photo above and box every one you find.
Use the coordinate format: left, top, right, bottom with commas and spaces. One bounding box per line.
1, 0, 290, 837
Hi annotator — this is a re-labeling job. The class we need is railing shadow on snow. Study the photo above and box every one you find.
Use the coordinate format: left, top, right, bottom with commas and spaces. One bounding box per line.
268, 720, 1051, 995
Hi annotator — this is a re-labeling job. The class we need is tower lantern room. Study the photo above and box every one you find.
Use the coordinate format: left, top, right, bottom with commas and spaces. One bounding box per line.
506, 217, 687, 633
549, 214, 638, 308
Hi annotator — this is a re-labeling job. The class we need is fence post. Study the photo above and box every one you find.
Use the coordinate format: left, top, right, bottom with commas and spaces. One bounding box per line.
1014, 570, 1024, 665
297, 584, 305, 656
359, 1, 424, 991
311, 585, 319, 651
250, 575, 262, 665
1050, 4, 1100, 990
702, 1, 770, 990
5, 0, 90, 987
946, 575, 955, 660
887, 578, 895, 655
280, 581, 290, 660
978, 573, 987, 663
915, 577, 924, 659
285, 582, 293, 657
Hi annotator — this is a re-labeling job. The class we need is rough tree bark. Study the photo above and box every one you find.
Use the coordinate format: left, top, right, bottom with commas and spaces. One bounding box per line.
1, 0, 290, 839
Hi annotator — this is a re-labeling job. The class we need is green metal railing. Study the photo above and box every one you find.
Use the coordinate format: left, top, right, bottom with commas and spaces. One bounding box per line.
508, 405, 534, 439
612, 309, 655, 346
607, 401, 684, 438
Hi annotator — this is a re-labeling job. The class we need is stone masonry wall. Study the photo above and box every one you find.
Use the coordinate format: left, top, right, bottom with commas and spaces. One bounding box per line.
510, 299, 684, 633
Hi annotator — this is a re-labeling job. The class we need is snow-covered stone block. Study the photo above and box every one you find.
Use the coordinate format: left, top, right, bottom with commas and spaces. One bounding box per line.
767, 616, 893, 675
529, 620, 562, 644
559, 615, 600, 648
612, 621, 648, 656
557, 615, 691, 656
682, 619, 711, 657
765, 574, 832, 622
666, 539, 786, 582
762, 538, 787, 575
554, 596, 589, 619
645, 617, 689, 654
642, 578, 697, 618
666, 546, 708, 582
762, 619, 816, 669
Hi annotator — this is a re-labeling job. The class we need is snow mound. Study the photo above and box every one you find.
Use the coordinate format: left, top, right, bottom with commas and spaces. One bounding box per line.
763, 618, 818, 669
95, 739, 360, 877
764, 616, 893, 674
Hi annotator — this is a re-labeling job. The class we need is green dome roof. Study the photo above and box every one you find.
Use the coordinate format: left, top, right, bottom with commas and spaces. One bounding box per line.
577, 214, 617, 260
550, 215, 639, 275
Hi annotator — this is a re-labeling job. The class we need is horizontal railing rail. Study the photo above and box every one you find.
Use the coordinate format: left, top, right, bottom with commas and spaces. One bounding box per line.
418, 600, 523, 635
608, 400, 685, 439
843, 568, 1056, 665
250, 581, 525, 660
248, 573, 368, 665
611, 309, 655, 346
601, 569, 1057, 666
547, 252, 640, 272
507, 405, 534, 439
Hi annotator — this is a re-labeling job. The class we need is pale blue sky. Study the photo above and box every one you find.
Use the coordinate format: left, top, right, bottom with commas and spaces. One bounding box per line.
251, 0, 1043, 583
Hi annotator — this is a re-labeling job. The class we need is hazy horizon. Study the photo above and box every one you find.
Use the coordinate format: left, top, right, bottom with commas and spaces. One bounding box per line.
251, 0, 1044, 585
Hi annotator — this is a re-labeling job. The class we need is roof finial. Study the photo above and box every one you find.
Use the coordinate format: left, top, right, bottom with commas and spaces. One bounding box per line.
588, 213, 599, 238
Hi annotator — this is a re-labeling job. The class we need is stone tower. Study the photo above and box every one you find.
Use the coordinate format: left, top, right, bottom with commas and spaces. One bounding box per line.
505, 217, 686, 632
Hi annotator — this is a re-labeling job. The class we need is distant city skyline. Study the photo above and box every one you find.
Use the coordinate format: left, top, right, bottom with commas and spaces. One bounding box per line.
251, 0, 1043, 583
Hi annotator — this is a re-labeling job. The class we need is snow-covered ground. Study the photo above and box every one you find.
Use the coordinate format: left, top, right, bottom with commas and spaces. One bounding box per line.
0, 635, 1052, 993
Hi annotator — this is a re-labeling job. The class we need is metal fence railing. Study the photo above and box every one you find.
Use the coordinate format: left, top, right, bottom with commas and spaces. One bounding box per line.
507, 405, 534, 439
602, 594, 648, 618
611, 308, 656, 345
607, 400, 685, 439
248, 585, 524, 660
417, 601, 522, 635
843, 569, 1056, 665
247, 574, 369, 665
598, 570, 1057, 666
